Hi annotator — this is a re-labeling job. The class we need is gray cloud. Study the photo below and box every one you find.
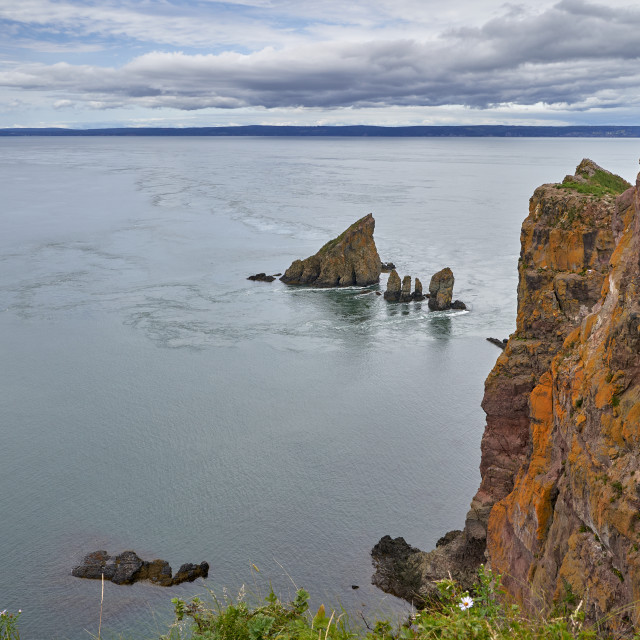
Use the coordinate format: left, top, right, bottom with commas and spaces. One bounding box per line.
0, 0, 639, 113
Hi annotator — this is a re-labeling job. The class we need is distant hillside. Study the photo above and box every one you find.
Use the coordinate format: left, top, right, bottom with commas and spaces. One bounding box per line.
2, 125, 640, 137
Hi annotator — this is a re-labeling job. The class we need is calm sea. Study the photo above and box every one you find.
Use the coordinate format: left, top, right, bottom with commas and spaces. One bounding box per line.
0, 137, 637, 639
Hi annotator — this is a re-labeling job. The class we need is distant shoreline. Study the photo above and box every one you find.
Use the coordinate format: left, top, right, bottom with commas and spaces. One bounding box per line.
2, 124, 640, 137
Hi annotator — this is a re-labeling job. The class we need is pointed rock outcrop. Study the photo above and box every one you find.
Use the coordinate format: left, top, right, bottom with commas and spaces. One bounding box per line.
280, 214, 381, 287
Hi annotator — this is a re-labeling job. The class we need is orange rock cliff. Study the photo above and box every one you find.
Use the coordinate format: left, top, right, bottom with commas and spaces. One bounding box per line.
373, 159, 640, 628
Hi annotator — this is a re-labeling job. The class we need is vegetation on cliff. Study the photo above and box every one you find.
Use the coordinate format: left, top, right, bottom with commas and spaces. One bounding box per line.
158, 568, 605, 640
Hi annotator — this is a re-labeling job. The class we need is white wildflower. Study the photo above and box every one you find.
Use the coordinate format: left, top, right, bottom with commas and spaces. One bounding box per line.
458, 596, 474, 611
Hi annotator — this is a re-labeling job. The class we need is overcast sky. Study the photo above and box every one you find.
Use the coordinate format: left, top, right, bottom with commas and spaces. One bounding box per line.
1, 0, 639, 128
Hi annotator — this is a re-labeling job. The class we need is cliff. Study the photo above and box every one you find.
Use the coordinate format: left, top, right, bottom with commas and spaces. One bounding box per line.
373, 160, 639, 628
280, 213, 381, 287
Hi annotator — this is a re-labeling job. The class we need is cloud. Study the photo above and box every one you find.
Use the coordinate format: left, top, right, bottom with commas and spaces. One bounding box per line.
0, 0, 639, 117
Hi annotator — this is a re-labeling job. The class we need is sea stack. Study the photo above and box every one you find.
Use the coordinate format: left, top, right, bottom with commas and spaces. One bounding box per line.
280, 213, 381, 287
384, 270, 401, 301
428, 267, 454, 310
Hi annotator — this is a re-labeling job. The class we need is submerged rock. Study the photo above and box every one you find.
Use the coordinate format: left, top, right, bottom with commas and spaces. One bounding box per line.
428, 268, 455, 310
247, 273, 276, 282
280, 214, 381, 287
72, 551, 209, 587
384, 269, 401, 301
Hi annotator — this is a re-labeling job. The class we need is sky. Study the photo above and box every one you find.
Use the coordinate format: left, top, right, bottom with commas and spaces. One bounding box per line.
1, 0, 640, 128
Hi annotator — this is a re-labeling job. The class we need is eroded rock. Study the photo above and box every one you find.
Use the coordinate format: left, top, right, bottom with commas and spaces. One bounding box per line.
72, 551, 209, 587
428, 268, 454, 310
280, 214, 381, 287
384, 269, 401, 301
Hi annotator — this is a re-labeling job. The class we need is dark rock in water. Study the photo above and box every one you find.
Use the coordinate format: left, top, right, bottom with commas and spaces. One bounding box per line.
486, 337, 507, 349
371, 535, 422, 602
280, 214, 381, 287
450, 299, 466, 310
71, 550, 113, 580
428, 268, 455, 311
381, 262, 396, 272
375, 291, 382, 296
72, 551, 209, 587
384, 269, 401, 301
172, 562, 210, 585
371, 531, 485, 606
111, 551, 145, 585
400, 275, 412, 302
413, 277, 425, 301
351, 584, 359, 590
247, 273, 276, 282
273, 273, 282, 277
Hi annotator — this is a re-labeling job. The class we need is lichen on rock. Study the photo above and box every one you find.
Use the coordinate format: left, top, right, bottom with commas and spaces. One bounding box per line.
372, 159, 640, 629
280, 213, 381, 287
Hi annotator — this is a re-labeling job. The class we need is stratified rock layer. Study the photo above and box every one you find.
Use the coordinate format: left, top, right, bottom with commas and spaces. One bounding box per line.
280, 214, 381, 287
373, 160, 637, 624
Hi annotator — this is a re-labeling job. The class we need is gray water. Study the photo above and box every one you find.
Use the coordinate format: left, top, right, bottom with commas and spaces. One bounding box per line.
0, 137, 638, 639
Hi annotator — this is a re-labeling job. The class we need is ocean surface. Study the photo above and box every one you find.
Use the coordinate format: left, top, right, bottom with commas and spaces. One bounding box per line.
0, 137, 638, 639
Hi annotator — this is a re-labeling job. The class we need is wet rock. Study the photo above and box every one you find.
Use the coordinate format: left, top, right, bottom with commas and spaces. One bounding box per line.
371, 536, 422, 602
413, 277, 425, 301
172, 562, 210, 585
247, 273, 276, 282
72, 551, 209, 587
450, 300, 466, 310
400, 275, 412, 302
381, 262, 396, 272
428, 268, 455, 311
384, 269, 401, 301
281, 214, 381, 287
486, 337, 507, 349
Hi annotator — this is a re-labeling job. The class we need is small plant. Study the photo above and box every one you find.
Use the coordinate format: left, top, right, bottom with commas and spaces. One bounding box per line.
611, 481, 624, 498
0, 609, 21, 640
575, 397, 583, 409
611, 394, 620, 408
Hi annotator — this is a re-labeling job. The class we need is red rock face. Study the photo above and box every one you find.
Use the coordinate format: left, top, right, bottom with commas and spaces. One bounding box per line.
487, 168, 640, 630
372, 161, 639, 623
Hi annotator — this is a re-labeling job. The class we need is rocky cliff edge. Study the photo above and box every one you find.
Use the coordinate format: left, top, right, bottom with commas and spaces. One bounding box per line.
373, 160, 640, 630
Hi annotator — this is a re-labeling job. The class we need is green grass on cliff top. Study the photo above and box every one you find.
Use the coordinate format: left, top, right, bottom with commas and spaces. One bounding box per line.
557, 168, 631, 197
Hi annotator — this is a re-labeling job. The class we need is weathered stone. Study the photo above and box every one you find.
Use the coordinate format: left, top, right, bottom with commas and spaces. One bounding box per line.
486, 337, 507, 349
384, 269, 401, 301
450, 299, 466, 310
171, 562, 209, 585
428, 268, 454, 310
380, 262, 396, 272
413, 277, 425, 301
247, 273, 275, 282
72, 551, 208, 587
400, 275, 412, 302
280, 214, 381, 287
